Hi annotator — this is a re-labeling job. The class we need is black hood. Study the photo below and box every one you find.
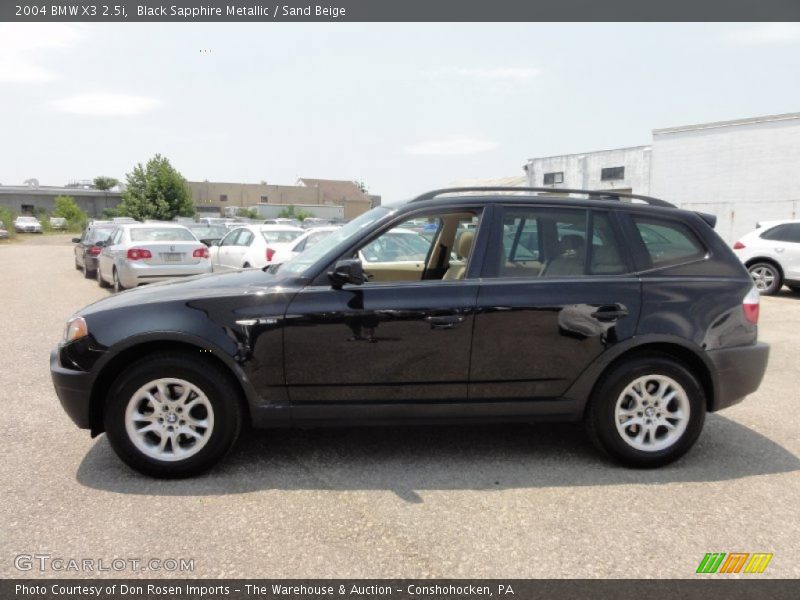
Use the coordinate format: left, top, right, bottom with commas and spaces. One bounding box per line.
77, 269, 302, 316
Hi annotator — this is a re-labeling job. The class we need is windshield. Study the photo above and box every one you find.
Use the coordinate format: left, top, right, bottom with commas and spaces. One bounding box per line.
129, 227, 197, 242
280, 207, 392, 275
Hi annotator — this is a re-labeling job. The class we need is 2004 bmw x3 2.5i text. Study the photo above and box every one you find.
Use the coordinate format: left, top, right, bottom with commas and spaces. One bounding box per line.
51, 187, 769, 477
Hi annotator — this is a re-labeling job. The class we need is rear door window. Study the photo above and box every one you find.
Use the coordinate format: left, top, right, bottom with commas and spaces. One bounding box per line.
495, 208, 628, 278
632, 217, 706, 268
761, 223, 800, 243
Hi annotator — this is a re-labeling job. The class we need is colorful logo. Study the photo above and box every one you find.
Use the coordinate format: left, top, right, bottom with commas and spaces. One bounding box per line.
696, 552, 773, 574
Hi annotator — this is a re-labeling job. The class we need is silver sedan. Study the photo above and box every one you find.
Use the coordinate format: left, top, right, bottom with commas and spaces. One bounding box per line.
96, 223, 212, 293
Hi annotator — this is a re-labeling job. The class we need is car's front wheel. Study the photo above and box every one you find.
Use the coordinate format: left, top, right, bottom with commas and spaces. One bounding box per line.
586, 356, 705, 468
748, 262, 782, 295
104, 353, 242, 478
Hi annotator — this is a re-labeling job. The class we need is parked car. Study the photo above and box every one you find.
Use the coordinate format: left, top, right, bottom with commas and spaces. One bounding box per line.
263, 217, 301, 227
269, 226, 340, 264
95, 223, 211, 293
211, 224, 304, 271
0, 220, 8, 239
301, 217, 332, 228
72, 223, 117, 278
51, 186, 769, 477
49, 217, 68, 230
732, 219, 800, 295
111, 217, 138, 224
186, 223, 229, 247
13, 215, 43, 233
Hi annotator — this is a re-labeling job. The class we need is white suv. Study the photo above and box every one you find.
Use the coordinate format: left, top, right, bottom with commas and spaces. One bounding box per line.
733, 220, 800, 295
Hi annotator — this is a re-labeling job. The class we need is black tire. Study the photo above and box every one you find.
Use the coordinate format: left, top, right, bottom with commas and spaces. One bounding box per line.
83, 263, 95, 279
96, 265, 109, 288
243, 262, 251, 268
748, 262, 782, 295
112, 268, 125, 294
586, 355, 706, 468
104, 352, 243, 478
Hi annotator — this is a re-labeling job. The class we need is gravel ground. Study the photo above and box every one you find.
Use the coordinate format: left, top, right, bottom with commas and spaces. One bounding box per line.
1, 234, 798, 578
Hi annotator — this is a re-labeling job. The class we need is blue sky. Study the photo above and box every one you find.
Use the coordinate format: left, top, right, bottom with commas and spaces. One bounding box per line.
1, 22, 799, 200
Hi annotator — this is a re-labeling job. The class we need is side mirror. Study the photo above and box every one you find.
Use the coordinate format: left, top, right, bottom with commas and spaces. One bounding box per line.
328, 259, 366, 289
95, 240, 107, 248
71, 237, 81, 244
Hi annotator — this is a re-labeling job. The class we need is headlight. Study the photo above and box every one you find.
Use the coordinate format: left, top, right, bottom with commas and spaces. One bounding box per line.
64, 316, 88, 343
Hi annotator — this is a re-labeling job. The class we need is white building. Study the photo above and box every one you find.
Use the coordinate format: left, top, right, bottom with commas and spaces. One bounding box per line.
524, 112, 800, 243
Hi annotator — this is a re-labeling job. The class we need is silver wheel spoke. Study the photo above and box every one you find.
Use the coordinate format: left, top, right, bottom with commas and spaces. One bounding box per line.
124, 378, 215, 462
614, 374, 690, 453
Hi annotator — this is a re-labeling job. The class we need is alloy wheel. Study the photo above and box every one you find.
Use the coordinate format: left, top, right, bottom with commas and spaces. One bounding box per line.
614, 374, 690, 452
750, 265, 776, 292
124, 378, 215, 462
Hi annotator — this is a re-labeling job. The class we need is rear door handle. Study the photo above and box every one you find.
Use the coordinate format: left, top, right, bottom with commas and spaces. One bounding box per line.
425, 314, 465, 330
591, 304, 629, 322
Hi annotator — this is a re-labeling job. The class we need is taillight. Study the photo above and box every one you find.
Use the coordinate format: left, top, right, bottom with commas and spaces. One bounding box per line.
266, 247, 275, 262
126, 248, 152, 260
733, 241, 745, 250
743, 285, 760, 325
193, 247, 209, 259
87, 245, 101, 256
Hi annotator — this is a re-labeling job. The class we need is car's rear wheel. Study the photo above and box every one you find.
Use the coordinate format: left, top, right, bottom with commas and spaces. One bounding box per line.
586, 356, 706, 468
104, 353, 242, 478
112, 268, 125, 293
96, 265, 109, 288
748, 262, 782, 295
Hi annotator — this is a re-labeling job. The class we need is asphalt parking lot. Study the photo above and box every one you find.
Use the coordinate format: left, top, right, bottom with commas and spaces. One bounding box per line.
1, 234, 799, 578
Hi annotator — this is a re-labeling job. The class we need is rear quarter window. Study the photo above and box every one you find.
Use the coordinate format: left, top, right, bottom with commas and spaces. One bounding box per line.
632, 217, 706, 268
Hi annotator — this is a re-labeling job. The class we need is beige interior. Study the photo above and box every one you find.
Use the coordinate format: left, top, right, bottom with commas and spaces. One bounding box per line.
359, 211, 478, 283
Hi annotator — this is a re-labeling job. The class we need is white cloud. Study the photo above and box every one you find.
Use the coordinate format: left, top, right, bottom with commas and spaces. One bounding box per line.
722, 23, 800, 45
51, 93, 162, 116
0, 24, 85, 83
404, 137, 499, 156
448, 66, 541, 82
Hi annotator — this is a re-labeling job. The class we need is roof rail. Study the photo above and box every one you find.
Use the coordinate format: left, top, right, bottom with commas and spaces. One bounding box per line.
410, 186, 676, 208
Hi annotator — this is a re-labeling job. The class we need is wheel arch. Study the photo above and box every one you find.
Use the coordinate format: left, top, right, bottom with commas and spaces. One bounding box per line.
88, 338, 252, 436
744, 256, 784, 277
569, 340, 716, 416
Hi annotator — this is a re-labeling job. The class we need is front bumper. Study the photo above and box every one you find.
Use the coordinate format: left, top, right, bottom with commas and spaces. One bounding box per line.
50, 346, 94, 429
117, 261, 212, 288
707, 342, 770, 411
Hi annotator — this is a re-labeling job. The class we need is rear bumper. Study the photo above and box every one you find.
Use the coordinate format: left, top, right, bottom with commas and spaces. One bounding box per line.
707, 342, 770, 411
50, 346, 94, 429
117, 261, 212, 288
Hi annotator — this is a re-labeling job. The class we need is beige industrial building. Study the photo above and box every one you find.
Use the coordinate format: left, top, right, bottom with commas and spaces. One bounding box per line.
188, 178, 376, 220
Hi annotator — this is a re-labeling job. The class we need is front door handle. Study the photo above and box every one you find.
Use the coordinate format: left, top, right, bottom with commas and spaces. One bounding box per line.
591, 304, 629, 322
425, 314, 465, 330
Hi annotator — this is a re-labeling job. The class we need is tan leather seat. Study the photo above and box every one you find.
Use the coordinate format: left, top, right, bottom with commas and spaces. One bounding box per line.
443, 231, 475, 280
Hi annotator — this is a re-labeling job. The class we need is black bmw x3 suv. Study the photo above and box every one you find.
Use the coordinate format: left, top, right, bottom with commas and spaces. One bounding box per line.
51, 187, 769, 477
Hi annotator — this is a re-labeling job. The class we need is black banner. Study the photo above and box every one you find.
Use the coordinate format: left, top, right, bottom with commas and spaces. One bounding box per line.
4, 580, 800, 600
4, 0, 800, 22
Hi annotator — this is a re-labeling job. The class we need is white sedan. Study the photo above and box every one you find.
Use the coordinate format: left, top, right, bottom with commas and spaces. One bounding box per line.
733, 219, 800, 295
211, 224, 304, 271
269, 226, 340, 265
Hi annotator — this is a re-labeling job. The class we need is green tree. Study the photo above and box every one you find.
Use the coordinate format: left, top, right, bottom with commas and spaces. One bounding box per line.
277, 205, 312, 221
0, 206, 16, 239
235, 207, 259, 219
119, 154, 195, 221
92, 176, 119, 191
52, 195, 88, 231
